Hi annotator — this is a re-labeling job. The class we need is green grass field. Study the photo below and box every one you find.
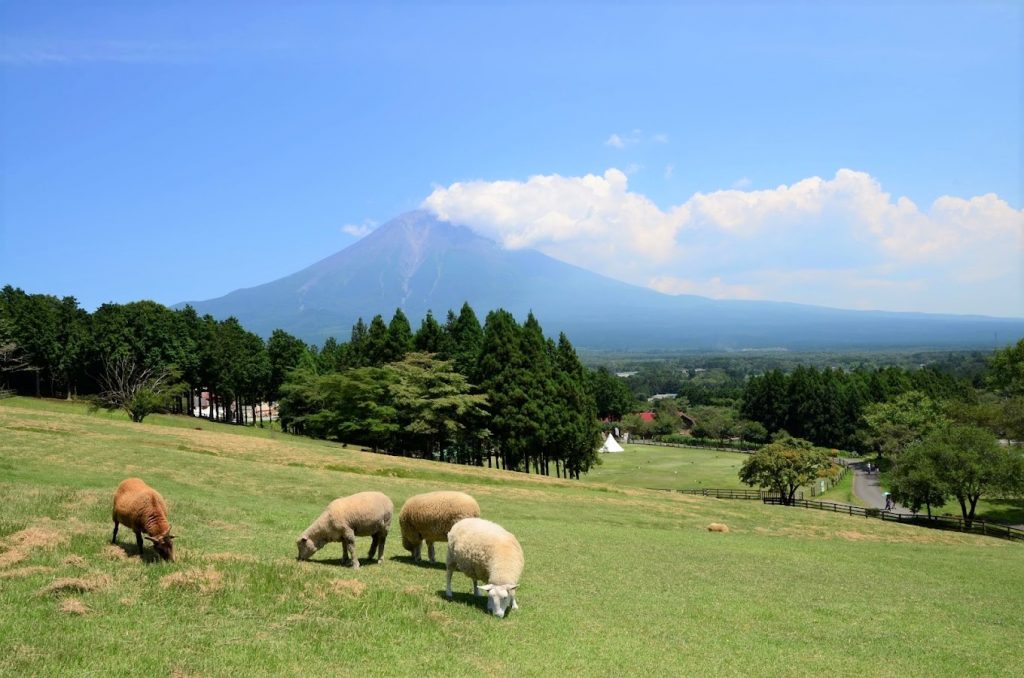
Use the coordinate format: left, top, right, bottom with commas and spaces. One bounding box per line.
585, 443, 750, 490
2, 399, 1023, 676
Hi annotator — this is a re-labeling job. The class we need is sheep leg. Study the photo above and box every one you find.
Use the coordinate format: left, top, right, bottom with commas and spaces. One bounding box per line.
444, 562, 455, 599
473, 580, 479, 596
111, 520, 119, 544
427, 542, 436, 563
343, 532, 359, 569
412, 543, 421, 562
367, 533, 380, 561
134, 530, 145, 560
376, 531, 387, 561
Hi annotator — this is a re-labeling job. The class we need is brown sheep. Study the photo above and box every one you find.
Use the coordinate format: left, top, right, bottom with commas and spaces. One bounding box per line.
111, 478, 175, 562
399, 491, 481, 563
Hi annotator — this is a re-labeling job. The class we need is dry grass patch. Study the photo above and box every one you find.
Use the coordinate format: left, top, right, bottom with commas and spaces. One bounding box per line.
0, 522, 67, 569
62, 555, 88, 568
58, 598, 90, 615
707, 522, 730, 533
329, 578, 366, 597
206, 552, 257, 563
37, 573, 112, 597
0, 565, 55, 579
159, 567, 223, 594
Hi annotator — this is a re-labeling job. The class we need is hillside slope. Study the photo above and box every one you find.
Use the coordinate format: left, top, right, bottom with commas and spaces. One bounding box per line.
1, 400, 1022, 676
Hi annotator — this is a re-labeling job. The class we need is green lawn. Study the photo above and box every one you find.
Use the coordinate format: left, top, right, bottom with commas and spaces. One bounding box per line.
586, 443, 751, 490
816, 469, 864, 506
2, 399, 1023, 676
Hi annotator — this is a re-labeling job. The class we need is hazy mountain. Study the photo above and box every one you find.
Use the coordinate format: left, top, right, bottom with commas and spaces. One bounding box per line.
177, 210, 1024, 350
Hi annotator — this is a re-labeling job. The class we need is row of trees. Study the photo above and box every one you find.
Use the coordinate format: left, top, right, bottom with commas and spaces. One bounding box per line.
0, 286, 606, 478
0, 285, 289, 425
279, 308, 603, 478
740, 365, 970, 451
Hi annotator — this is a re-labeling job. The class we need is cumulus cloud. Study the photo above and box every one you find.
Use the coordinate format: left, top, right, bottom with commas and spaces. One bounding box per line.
423, 169, 1024, 316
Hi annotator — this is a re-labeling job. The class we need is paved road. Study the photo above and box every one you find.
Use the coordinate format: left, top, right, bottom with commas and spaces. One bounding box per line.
845, 459, 912, 514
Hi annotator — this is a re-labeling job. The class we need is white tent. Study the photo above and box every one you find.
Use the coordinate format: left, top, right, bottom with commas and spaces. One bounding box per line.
600, 433, 625, 453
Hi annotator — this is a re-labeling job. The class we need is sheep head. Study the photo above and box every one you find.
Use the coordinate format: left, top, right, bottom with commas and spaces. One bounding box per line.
296, 535, 320, 561
478, 584, 518, 618
146, 532, 175, 561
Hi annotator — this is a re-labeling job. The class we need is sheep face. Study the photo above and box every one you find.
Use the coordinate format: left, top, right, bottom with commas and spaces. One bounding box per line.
296, 535, 320, 560
146, 534, 175, 562
479, 584, 518, 618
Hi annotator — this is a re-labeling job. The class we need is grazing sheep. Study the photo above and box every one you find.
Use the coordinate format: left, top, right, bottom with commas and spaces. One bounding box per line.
399, 491, 481, 563
707, 522, 730, 533
111, 478, 175, 562
296, 492, 393, 568
445, 518, 523, 618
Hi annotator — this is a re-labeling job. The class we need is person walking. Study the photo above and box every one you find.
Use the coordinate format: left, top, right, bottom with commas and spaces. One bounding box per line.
884, 492, 893, 511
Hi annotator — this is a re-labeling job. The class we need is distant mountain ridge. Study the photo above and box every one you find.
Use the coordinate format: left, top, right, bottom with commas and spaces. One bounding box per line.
177, 210, 1024, 350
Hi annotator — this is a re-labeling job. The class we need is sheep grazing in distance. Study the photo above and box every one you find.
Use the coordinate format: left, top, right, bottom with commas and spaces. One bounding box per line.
297, 492, 393, 568
445, 518, 524, 618
399, 491, 481, 563
707, 522, 730, 533
111, 478, 175, 562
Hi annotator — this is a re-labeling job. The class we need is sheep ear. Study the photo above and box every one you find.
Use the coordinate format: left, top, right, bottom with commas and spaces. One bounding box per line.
143, 536, 155, 543
508, 585, 519, 591
478, 584, 494, 592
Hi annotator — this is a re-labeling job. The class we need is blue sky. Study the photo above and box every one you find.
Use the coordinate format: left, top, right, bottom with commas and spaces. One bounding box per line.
1, 2, 1021, 316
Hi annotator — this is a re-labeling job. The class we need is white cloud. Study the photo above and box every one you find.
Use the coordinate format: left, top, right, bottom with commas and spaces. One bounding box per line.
664, 164, 674, 180
604, 134, 626, 149
731, 177, 751, 189
423, 168, 1024, 316
341, 219, 377, 238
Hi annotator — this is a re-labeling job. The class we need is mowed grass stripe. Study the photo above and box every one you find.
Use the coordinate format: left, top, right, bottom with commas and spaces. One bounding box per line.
1, 400, 1022, 676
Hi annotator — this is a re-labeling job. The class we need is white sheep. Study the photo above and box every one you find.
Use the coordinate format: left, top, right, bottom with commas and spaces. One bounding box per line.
296, 491, 393, 568
445, 517, 524, 618
111, 477, 175, 562
399, 491, 481, 563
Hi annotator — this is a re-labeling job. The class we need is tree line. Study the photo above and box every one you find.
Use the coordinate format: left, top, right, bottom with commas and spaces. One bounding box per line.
0, 286, 604, 478
740, 364, 971, 451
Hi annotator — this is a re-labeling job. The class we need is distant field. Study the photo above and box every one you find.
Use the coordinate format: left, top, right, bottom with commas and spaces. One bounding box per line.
586, 443, 750, 491
2, 399, 1023, 676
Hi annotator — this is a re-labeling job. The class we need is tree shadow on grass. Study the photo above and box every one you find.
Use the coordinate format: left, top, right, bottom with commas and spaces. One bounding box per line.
390, 555, 446, 570
976, 499, 1024, 526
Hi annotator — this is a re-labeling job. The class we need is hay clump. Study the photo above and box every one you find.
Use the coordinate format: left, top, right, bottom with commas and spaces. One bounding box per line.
330, 578, 366, 597
0, 523, 66, 568
0, 566, 55, 579
62, 555, 88, 568
59, 598, 90, 615
707, 523, 730, 533
37, 573, 112, 596
159, 567, 223, 594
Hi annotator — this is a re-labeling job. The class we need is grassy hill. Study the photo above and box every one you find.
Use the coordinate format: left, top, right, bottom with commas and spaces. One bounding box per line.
2, 398, 1022, 676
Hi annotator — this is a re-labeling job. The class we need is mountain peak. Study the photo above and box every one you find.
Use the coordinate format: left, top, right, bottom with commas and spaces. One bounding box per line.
177, 211, 1024, 350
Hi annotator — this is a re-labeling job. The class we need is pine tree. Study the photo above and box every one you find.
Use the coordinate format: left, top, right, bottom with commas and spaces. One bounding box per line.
363, 315, 390, 367
386, 308, 413, 363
